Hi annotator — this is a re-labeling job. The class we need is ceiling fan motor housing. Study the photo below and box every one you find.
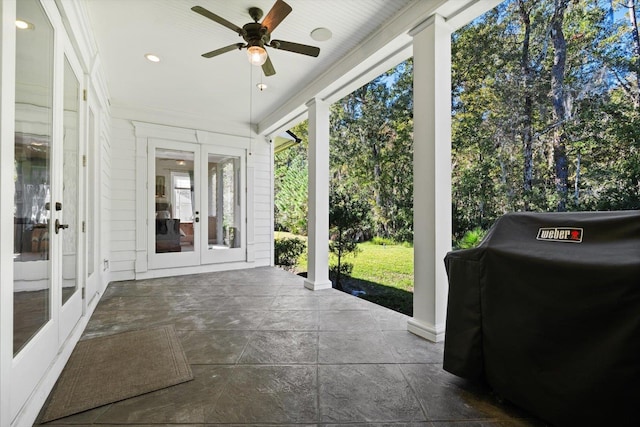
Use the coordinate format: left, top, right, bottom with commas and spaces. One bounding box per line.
242, 22, 270, 47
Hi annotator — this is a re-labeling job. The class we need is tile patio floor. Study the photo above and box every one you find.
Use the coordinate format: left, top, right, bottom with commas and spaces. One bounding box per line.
36, 267, 546, 426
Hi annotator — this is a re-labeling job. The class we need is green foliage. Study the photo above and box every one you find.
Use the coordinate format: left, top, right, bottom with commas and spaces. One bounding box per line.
451, 0, 640, 239
330, 60, 414, 242
274, 0, 640, 250
274, 237, 306, 272
330, 262, 354, 281
274, 122, 309, 235
371, 236, 395, 246
454, 227, 487, 250
329, 184, 371, 289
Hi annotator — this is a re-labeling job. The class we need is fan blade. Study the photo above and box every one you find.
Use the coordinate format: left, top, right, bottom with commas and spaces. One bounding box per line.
202, 43, 244, 58
262, 55, 276, 76
271, 40, 320, 57
261, 0, 292, 33
191, 6, 245, 36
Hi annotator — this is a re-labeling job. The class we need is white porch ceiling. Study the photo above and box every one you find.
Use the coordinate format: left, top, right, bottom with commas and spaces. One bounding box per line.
84, 0, 499, 135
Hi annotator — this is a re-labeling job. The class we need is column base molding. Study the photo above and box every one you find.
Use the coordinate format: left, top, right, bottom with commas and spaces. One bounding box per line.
408, 318, 445, 342
304, 279, 333, 291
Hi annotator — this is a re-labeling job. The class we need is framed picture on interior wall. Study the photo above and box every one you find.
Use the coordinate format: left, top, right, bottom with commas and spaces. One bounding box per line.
155, 176, 165, 197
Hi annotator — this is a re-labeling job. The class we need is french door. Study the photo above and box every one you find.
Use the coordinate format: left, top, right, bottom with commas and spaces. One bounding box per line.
12, 0, 84, 419
148, 141, 246, 269
199, 145, 246, 264
148, 141, 202, 269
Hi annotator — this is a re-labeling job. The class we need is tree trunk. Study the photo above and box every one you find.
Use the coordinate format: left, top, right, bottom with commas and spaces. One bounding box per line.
574, 151, 581, 206
519, 0, 534, 205
551, 0, 570, 212
335, 229, 343, 290
628, 0, 640, 107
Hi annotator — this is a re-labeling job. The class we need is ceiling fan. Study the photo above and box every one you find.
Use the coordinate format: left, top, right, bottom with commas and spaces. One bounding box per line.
191, 0, 320, 77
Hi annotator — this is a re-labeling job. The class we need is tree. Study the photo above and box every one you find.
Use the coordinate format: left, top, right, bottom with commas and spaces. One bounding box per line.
330, 61, 414, 241
451, 0, 640, 238
329, 184, 371, 290
274, 121, 309, 234
626, 0, 640, 106
550, 0, 571, 211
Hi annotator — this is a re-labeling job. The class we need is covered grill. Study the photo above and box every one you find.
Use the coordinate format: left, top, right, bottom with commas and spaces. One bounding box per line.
443, 210, 640, 426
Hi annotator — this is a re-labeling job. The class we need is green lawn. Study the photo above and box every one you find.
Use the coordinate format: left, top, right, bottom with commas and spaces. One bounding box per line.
275, 233, 414, 291
348, 242, 414, 292
275, 233, 415, 314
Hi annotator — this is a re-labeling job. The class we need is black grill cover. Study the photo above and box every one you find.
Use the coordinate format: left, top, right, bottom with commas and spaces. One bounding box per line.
443, 210, 640, 426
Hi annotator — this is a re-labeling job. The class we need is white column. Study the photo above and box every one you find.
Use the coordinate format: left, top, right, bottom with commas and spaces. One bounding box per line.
408, 14, 452, 342
304, 98, 332, 290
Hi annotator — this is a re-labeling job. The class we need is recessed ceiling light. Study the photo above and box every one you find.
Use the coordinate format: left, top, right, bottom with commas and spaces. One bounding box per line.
310, 27, 332, 42
16, 20, 34, 30
256, 83, 268, 91
144, 53, 161, 63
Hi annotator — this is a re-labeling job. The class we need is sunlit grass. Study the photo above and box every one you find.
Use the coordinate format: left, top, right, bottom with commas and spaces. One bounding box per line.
275, 233, 413, 293
349, 242, 414, 292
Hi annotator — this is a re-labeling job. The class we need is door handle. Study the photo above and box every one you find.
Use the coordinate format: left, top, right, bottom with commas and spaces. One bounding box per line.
55, 219, 69, 234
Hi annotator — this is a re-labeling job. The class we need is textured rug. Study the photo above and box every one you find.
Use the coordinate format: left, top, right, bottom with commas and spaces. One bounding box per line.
40, 324, 193, 422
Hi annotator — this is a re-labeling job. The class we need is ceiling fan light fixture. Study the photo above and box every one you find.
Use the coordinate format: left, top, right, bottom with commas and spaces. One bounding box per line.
247, 45, 268, 66
144, 53, 161, 63
16, 19, 34, 30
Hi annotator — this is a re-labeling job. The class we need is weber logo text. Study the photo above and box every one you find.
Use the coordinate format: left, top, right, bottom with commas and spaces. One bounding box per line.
536, 227, 583, 243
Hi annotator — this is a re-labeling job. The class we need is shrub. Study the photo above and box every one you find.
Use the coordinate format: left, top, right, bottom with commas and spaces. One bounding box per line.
274, 237, 306, 271
455, 227, 487, 249
371, 236, 395, 246
330, 262, 353, 280
329, 185, 371, 289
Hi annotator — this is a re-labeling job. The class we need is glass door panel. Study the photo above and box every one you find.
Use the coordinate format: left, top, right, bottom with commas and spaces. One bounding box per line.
13, 0, 55, 356
201, 147, 245, 264
207, 154, 240, 249
61, 56, 79, 305
58, 49, 84, 347
149, 143, 200, 270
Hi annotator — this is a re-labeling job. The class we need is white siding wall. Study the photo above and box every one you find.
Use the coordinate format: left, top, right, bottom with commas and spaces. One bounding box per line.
251, 148, 274, 265
99, 113, 112, 289
109, 119, 137, 281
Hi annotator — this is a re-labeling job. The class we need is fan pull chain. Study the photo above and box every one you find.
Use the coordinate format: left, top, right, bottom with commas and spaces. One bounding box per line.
249, 63, 253, 156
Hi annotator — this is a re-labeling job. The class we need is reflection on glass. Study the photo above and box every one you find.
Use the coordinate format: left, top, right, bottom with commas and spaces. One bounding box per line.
155, 149, 195, 253
208, 154, 241, 250
62, 56, 79, 305
14, 0, 54, 355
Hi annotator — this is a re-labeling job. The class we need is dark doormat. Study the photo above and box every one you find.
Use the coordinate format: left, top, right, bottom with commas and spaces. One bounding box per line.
40, 324, 193, 423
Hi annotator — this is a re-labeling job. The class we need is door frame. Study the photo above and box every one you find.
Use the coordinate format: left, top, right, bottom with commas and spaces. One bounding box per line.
147, 139, 202, 270
133, 122, 254, 278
